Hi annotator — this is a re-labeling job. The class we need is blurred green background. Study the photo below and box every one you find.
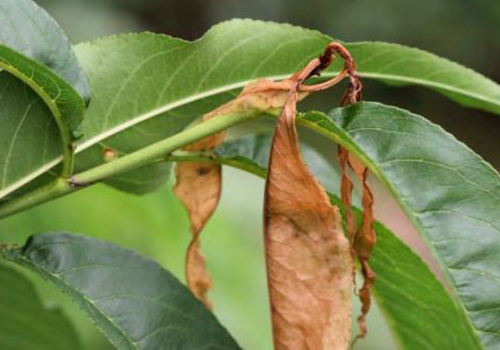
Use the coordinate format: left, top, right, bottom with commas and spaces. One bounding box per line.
1, 0, 499, 349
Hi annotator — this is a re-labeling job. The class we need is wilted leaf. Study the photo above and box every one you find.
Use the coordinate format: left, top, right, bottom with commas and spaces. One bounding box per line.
174, 161, 220, 308
264, 62, 353, 348
173, 73, 338, 306
173, 78, 296, 306
172, 132, 482, 349
349, 153, 376, 340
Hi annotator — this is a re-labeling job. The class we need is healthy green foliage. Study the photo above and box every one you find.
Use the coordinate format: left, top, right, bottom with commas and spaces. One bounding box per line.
0, 0, 90, 188
2, 19, 500, 199
0, 261, 82, 350
2, 233, 241, 350
0, 76, 61, 194
0, 0, 90, 101
174, 133, 482, 350
367, 216, 480, 350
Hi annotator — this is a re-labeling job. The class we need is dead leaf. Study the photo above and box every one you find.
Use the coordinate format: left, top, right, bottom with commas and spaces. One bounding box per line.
173, 42, 357, 316
338, 146, 357, 246
173, 161, 221, 308
173, 70, 346, 307
325, 47, 376, 341
173, 78, 313, 307
264, 64, 353, 350
349, 154, 376, 340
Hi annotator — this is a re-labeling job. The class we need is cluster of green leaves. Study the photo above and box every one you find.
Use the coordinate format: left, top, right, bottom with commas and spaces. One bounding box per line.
1, 0, 500, 349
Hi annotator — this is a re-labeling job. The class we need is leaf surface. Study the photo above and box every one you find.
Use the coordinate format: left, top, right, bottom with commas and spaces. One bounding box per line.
0, 0, 90, 102
0, 76, 61, 193
2, 233, 242, 350
0, 260, 82, 350
3, 19, 500, 198
0, 0, 89, 195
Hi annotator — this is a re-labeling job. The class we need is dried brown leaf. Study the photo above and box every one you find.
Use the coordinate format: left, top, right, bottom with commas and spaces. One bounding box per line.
173, 42, 356, 317
348, 154, 376, 340
173, 78, 313, 307
264, 72, 353, 349
173, 161, 221, 308
322, 45, 376, 341
338, 146, 357, 246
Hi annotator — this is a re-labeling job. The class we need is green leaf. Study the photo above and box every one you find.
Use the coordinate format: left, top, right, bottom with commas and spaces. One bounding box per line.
104, 162, 173, 195
0, 76, 61, 194
0, 0, 90, 194
367, 215, 480, 350
0, 260, 81, 350
347, 42, 500, 115
3, 19, 499, 198
2, 233, 241, 350
293, 102, 500, 349
0, 0, 89, 132
174, 134, 481, 350
0, 0, 90, 102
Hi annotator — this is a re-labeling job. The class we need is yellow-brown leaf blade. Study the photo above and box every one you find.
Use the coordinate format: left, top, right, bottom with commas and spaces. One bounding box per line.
264, 90, 353, 350
173, 161, 221, 308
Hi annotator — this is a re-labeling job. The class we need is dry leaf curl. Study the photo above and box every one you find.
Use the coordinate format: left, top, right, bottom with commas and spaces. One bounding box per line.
174, 44, 364, 333
264, 58, 353, 350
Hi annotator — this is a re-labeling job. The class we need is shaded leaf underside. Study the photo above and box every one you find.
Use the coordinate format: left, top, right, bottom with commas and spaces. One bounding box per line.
0, 0, 89, 134
0, 0, 89, 194
0, 0, 89, 100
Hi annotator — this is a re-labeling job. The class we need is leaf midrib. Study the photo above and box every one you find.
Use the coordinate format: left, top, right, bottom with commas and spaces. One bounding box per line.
2, 69, 499, 200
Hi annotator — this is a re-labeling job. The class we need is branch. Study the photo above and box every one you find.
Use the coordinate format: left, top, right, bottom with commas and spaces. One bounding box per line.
0, 110, 256, 219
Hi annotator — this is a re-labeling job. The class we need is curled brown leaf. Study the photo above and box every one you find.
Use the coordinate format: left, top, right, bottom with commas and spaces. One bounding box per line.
323, 45, 377, 341
173, 49, 349, 308
173, 161, 221, 308
174, 43, 353, 322
264, 57, 353, 350
173, 78, 314, 307
338, 147, 357, 246
349, 154, 376, 340
173, 79, 308, 307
